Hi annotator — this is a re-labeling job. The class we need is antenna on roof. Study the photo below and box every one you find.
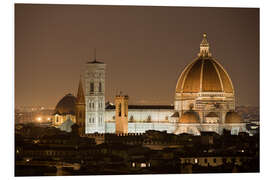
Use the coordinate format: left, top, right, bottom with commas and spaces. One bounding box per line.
94, 48, 96, 62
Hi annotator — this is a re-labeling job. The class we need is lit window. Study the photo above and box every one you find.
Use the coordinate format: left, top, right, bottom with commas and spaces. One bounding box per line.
140, 163, 146, 167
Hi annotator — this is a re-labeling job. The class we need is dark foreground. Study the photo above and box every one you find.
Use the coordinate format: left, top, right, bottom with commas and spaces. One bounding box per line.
15, 124, 259, 176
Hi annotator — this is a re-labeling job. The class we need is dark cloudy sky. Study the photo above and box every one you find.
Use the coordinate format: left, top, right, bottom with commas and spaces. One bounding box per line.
15, 4, 259, 108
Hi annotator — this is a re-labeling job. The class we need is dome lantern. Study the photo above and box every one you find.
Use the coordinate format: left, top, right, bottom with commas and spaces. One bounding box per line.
199, 33, 212, 57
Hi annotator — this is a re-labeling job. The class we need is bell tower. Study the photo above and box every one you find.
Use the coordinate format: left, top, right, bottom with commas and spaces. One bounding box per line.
84, 50, 106, 133
115, 94, 129, 134
75, 77, 86, 136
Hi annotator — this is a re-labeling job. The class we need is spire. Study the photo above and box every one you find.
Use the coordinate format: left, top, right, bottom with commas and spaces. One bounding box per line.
199, 33, 211, 57
76, 76, 85, 104
87, 48, 105, 64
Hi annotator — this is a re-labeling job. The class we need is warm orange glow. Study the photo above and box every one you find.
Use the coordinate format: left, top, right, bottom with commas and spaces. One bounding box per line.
37, 117, 42, 122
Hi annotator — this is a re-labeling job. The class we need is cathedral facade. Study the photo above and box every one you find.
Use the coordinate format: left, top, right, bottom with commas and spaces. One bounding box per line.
52, 34, 247, 135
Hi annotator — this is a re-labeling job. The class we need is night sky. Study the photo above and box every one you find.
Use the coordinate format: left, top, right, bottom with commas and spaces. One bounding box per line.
15, 4, 259, 108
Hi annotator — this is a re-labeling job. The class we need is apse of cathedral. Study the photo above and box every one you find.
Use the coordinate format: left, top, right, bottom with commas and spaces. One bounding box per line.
52, 34, 247, 135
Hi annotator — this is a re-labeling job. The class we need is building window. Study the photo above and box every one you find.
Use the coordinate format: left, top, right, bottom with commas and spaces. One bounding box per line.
118, 103, 122, 116
99, 82, 102, 92
147, 115, 151, 122
90, 82, 94, 93
140, 163, 146, 168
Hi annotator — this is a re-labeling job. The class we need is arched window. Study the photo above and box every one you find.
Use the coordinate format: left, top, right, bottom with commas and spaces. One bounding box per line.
118, 103, 122, 116
99, 82, 102, 92
147, 115, 151, 122
90, 82, 94, 93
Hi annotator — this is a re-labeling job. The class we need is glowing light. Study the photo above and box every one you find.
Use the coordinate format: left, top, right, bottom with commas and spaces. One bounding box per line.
47, 117, 51, 120
37, 117, 42, 121
140, 163, 146, 167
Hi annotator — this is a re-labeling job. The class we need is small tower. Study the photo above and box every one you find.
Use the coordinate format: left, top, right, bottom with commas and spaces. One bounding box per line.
75, 77, 86, 136
115, 93, 129, 134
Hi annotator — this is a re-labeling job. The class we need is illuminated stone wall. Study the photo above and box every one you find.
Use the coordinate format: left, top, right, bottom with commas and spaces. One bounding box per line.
52, 114, 76, 127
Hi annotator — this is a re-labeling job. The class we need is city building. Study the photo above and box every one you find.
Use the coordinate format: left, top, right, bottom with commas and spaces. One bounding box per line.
52, 34, 247, 135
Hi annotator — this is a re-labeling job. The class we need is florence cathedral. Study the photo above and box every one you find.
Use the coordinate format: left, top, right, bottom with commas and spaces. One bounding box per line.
52, 34, 247, 136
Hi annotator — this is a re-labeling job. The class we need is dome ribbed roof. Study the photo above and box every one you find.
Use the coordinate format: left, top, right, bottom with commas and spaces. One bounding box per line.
176, 34, 234, 94
179, 110, 200, 123
225, 111, 242, 123
176, 57, 234, 93
54, 94, 77, 115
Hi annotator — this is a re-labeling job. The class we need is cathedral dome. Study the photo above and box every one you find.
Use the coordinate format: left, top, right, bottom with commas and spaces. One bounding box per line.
54, 93, 77, 115
225, 111, 242, 123
179, 110, 200, 123
176, 34, 234, 94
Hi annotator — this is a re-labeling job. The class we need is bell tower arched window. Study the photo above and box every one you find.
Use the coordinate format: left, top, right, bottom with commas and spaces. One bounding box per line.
99, 82, 102, 92
90, 82, 94, 93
